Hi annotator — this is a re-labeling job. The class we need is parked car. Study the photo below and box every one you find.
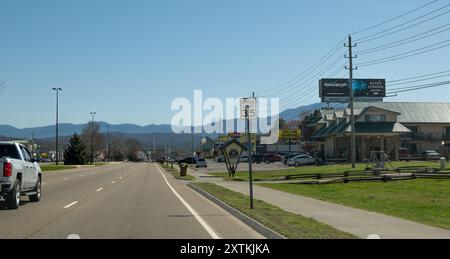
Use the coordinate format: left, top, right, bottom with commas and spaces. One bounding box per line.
239, 155, 249, 162
215, 156, 225, 163
263, 154, 282, 164
178, 157, 197, 164
283, 153, 303, 165
252, 154, 264, 164
422, 150, 440, 161
196, 158, 208, 168
287, 154, 316, 167
0, 142, 42, 210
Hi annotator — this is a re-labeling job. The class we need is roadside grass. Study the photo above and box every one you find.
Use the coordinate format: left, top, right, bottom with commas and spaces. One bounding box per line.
259, 179, 450, 231
192, 182, 357, 239
40, 164, 77, 172
209, 161, 445, 181
161, 163, 196, 181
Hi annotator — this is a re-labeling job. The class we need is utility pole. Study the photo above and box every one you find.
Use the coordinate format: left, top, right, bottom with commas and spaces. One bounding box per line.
90, 112, 96, 165
107, 125, 110, 162
345, 35, 357, 169
52, 88, 62, 165
247, 92, 256, 209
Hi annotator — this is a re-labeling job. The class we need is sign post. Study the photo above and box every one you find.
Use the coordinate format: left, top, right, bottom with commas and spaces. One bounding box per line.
241, 98, 257, 210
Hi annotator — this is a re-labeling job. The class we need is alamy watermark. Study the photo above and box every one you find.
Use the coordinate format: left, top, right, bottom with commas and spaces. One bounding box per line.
170, 90, 280, 144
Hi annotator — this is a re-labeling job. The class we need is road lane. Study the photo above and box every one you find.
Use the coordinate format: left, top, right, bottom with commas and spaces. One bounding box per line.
0, 163, 263, 239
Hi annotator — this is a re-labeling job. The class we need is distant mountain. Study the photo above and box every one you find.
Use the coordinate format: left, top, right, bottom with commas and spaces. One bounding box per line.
0, 103, 341, 140
0, 122, 173, 139
279, 103, 345, 121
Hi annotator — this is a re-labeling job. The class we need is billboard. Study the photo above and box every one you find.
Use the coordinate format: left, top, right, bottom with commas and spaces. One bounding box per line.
319, 79, 386, 102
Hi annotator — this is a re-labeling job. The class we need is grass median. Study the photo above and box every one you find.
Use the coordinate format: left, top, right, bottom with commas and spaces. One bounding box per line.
209, 161, 446, 181
192, 182, 356, 239
40, 164, 77, 172
260, 179, 450, 231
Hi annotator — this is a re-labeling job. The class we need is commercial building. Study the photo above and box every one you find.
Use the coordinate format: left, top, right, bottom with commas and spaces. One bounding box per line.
310, 102, 450, 161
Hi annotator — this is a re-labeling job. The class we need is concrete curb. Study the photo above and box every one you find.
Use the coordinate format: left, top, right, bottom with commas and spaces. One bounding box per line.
188, 183, 287, 240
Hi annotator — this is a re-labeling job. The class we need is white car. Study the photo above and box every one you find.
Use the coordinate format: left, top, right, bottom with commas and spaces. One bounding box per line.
287, 154, 316, 167
196, 158, 208, 168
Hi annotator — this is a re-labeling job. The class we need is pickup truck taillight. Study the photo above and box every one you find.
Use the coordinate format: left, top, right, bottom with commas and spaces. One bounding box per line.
3, 162, 12, 177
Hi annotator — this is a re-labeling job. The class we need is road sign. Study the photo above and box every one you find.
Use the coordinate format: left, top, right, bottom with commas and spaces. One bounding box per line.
279, 129, 302, 140
240, 98, 257, 120
219, 139, 248, 178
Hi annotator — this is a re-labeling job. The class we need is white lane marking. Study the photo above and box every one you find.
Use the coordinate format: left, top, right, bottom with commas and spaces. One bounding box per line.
64, 201, 79, 209
112, 181, 116, 184
80, 175, 85, 177
367, 234, 382, 239
156, 166, 221, 239
64, 178, 70, 181
67, 234, 81, 239
96, 188, 104, 192
119, 177, 123, 179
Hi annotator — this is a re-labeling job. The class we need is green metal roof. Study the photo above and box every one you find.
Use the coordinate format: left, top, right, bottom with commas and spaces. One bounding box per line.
341, 122, 411, 134
353, 102, 450, 123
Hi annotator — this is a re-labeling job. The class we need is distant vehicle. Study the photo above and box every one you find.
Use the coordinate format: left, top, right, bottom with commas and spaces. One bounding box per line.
178, 157, 197, 164
287, 154, 316, 167
239, 155, 249, 163
263, 154, 282, 164
0, 142, 42, 210
283, 153, 303, 165
215, 157, 225, 163
196, 158, 208, 168
252, 154, 264, 164
422, 150, 440, 161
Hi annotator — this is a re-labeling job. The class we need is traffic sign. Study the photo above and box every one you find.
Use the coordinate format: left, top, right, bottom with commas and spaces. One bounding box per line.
240, 98, 257, 120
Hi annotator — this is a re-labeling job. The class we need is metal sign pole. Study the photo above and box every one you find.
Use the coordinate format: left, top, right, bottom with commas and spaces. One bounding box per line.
246, 105, 254, 210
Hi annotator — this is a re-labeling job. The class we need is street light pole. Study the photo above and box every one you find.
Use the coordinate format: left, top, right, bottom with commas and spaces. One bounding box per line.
52, 88, 62, 165
90, 112, 96, 165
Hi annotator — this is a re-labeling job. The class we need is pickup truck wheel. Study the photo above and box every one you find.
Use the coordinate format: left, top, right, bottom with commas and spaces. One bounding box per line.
6, 180, 21, 210
29, 177, 41, 202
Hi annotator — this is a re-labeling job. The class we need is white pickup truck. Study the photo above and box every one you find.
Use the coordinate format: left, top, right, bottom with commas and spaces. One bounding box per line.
0, 142, 42, 210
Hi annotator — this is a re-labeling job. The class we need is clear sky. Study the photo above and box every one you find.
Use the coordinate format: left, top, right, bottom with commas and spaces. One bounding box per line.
1, 0, 449, 128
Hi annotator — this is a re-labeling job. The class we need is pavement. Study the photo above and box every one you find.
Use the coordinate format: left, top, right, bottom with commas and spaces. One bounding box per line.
0, 163, 264, 239
188, 168, 450, 239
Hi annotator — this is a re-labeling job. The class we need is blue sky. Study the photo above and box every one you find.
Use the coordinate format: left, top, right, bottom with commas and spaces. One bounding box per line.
1, 0, 449, 128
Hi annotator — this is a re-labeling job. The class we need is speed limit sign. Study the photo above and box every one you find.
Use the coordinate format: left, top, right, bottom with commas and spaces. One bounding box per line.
240, 98, 257, 120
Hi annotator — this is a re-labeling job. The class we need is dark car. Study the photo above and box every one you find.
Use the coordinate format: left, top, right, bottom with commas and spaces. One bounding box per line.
178, 157, 197, 164
263, 154, 282, 164
252, 154, 264, 164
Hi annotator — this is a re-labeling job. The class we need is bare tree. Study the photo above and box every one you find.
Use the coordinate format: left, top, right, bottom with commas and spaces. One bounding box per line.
81, 121, 105, 164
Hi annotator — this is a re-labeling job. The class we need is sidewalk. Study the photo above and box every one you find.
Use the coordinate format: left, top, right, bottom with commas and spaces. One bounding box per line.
189, 170, 450, 239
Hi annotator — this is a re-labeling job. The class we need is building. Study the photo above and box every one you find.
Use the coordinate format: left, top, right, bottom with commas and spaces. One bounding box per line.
310, 102, 450, 161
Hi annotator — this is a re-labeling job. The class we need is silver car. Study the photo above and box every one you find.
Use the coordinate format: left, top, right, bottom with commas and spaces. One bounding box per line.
196, 158, 208, 168
287, 155, 316, 167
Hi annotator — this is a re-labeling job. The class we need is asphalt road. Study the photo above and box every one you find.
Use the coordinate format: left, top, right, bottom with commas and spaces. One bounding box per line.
0, 163, 264, 239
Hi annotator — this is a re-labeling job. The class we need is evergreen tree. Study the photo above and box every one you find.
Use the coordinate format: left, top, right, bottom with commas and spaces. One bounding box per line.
64, 133, 88, 165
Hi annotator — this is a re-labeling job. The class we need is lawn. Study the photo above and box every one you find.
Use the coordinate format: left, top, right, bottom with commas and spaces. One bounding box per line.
260, 179, 450, 231
40, 164, 77, 172
192, 182, 356, 239
209, 161, 446, 181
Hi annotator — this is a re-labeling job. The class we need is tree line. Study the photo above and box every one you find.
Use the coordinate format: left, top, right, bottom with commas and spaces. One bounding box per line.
64, 121, 143, 165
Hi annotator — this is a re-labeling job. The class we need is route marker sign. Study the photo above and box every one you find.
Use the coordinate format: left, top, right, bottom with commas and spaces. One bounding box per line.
240, 98, 257, 120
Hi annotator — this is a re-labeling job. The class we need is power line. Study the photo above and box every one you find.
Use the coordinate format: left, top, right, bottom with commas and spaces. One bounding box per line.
358, 39, 450, 67
388, 80, 450, 94
387, 72, 450, 86
351, 0, 440, 35
387, 69, 450, 83
356, 4, 450, 44
258, 38, 346, 95
357, 23, 450, 55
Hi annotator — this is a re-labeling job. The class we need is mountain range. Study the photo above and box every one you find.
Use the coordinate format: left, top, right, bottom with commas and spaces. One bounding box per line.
0, 103, 337, 139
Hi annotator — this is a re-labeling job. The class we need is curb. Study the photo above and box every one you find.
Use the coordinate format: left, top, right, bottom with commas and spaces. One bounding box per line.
188, 183, 287, 240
